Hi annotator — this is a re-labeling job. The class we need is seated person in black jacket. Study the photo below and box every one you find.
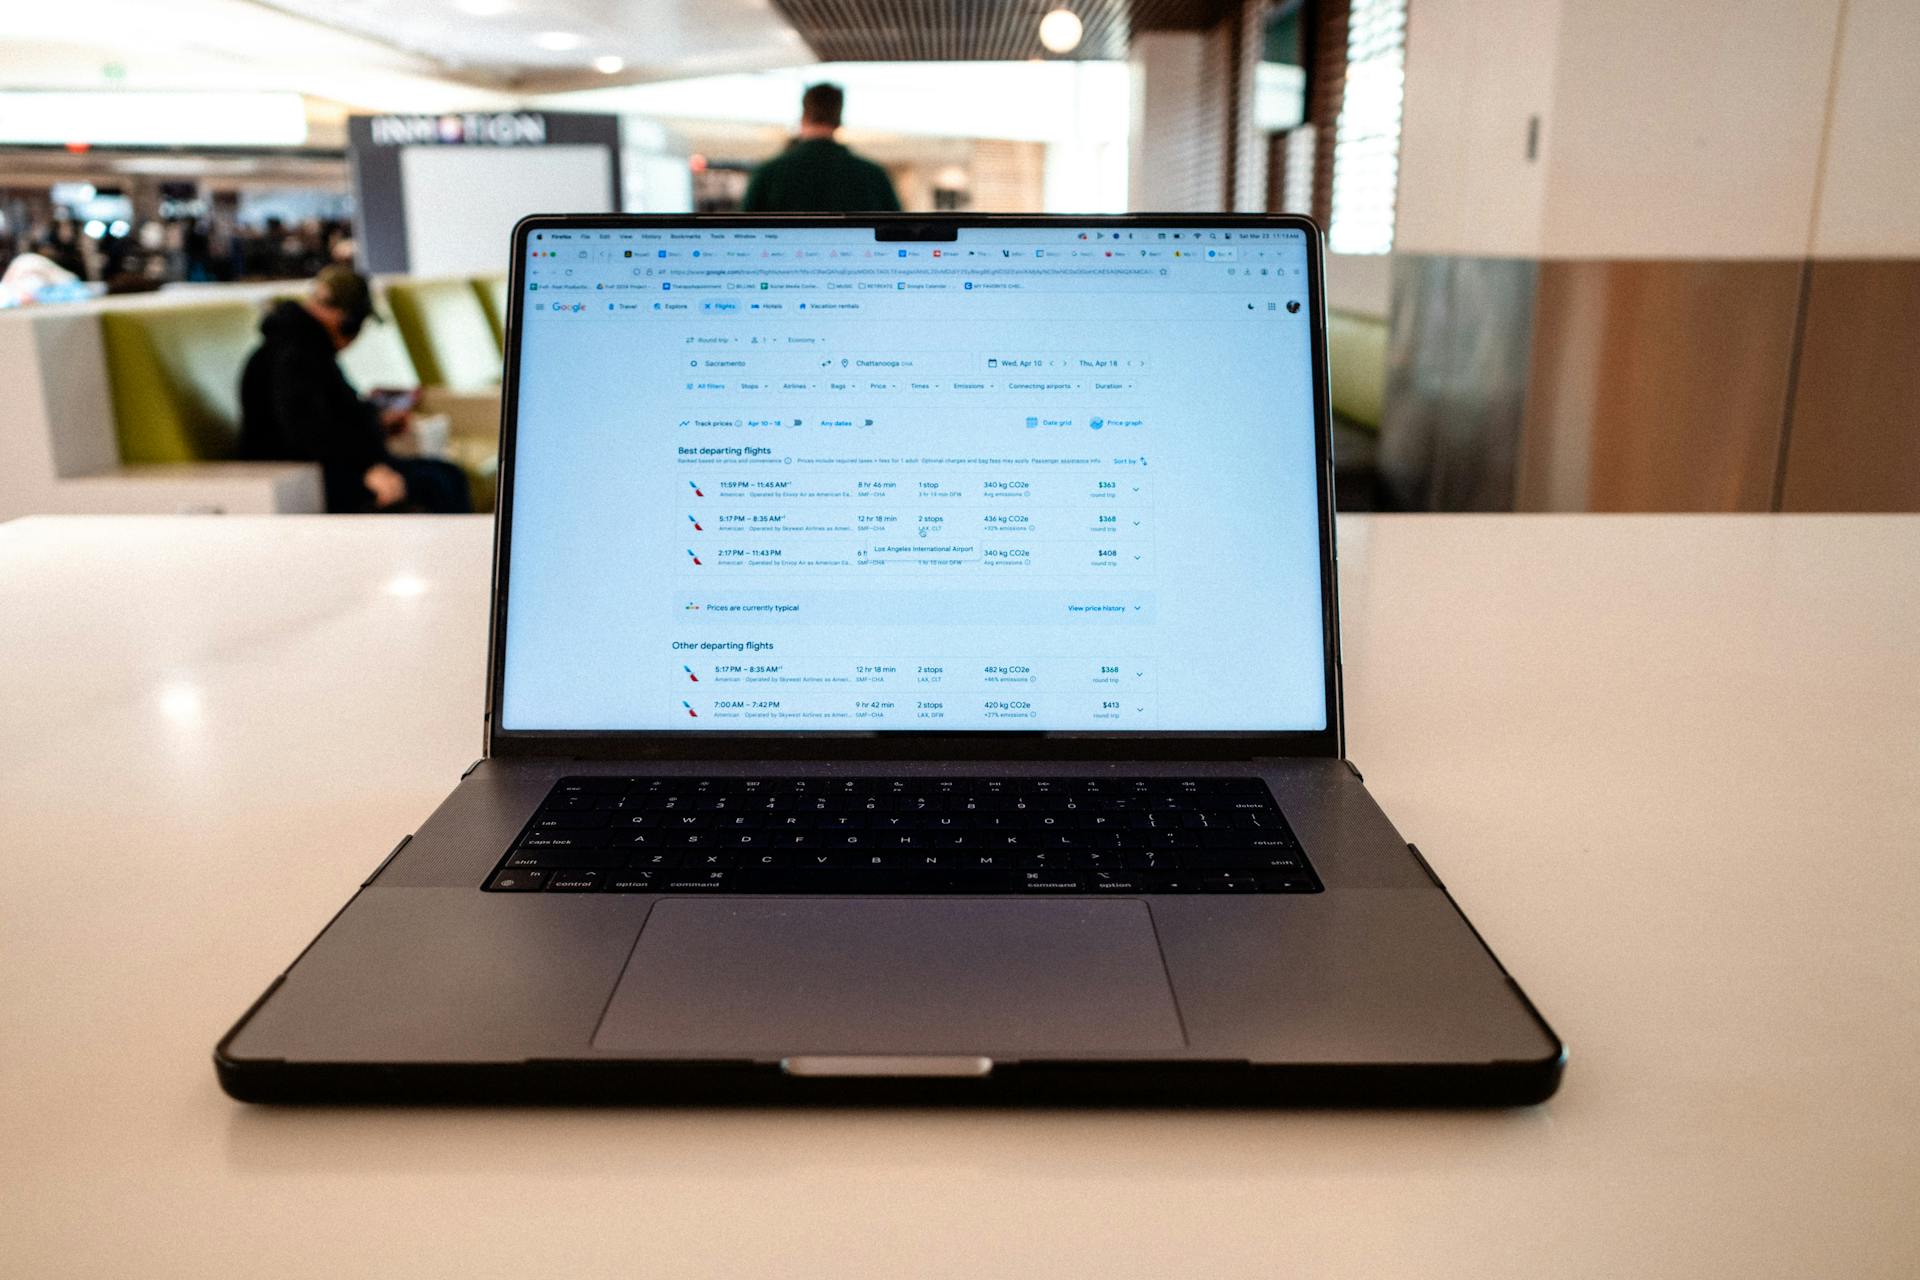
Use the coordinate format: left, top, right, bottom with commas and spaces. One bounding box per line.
238, 266, 470, 513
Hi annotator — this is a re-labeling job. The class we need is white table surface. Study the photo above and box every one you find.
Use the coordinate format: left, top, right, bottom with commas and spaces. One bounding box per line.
2, 513, 1916, 1278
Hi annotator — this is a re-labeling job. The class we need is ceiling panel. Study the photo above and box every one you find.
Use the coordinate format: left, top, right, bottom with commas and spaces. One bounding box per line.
768, 0, 1233, 62
255, 0, 809, 85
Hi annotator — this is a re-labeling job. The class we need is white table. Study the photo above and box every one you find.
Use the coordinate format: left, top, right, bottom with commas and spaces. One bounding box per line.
3, 514, 1916, 1278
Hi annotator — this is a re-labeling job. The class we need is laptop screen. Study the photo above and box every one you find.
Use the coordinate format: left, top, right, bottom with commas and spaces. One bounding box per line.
498, 221, 1327, 734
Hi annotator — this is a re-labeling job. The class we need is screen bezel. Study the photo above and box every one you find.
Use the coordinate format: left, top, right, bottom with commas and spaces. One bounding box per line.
484, 213, 1343, 762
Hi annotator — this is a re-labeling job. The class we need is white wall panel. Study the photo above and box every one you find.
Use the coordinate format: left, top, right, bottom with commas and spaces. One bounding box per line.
1453, 0, 1560, 257
1539, 0, 1841, 258
1812, 0, 1920, 257
1395, 0, 1561, 257
1392, 0, 1474, 253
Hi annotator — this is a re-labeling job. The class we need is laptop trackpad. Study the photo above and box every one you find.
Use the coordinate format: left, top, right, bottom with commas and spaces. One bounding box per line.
592, 898, 1186, 1055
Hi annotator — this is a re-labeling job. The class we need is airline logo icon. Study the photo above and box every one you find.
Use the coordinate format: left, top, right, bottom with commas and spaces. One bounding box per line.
687, 549, 702, 566
688, 481, 703, 497
682, 701, 698, 718
683, 665, 699, 682
687, 514, 703, 531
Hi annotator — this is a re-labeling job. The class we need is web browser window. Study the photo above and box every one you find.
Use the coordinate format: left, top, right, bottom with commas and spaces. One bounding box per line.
500, 223, 1325, 733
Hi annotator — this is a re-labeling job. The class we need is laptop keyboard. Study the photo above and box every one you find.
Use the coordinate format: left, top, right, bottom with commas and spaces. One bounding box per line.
483, 776, 1322, 895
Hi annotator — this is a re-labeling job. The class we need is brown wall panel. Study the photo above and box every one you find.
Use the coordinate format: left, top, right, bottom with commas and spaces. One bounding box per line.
1779, 260, 1920, 512
1518, 262, 1604, 510
1522, 261, 1802, 512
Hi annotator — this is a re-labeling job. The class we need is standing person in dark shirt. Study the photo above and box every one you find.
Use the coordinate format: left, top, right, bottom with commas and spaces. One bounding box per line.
742, 83, 902, 213
238, 265, 470, 513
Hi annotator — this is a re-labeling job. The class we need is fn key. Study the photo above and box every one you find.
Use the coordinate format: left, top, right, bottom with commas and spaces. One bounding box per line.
487, 869, 547, 892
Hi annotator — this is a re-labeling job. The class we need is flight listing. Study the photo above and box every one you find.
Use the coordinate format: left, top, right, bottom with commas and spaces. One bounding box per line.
501, 225, 1326, 732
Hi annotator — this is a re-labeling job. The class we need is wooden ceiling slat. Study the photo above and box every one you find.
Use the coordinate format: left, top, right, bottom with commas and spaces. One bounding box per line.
769, 0, 1228, 62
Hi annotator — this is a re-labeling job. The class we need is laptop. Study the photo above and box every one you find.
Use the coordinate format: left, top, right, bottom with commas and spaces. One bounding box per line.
216, 213, 1563, 1105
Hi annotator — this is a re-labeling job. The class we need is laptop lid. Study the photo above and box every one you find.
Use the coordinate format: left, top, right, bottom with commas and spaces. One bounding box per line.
485, 214, 1340, 762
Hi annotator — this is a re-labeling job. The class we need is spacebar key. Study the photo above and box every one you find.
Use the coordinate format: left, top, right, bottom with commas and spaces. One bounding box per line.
739, 870, 1017, 894
738, 870, 908, 894
939, 871, 1020, 894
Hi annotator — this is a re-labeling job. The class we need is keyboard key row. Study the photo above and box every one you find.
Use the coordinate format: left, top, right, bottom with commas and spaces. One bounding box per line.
488, 867, 1320, 895
531, 810, 1289, 832
551, 776, 1276, 796
506, 848, 1307, 872
519, 829, 1299, 852
546, 796, 1272, 817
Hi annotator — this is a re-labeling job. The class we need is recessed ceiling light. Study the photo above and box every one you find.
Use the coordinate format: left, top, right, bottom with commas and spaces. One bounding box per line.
592, 55, 626, 74
157, 683, 204, 726
532, 30, 585, 51
1038, 8, 1083, 54
451, 0, 512, 15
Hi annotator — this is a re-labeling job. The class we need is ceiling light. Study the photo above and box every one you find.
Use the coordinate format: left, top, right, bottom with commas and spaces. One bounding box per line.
452, 0, 512, 15
157, 683, 204, 726
1038, 8, 1083, 54
592, 55, 626, 74
531, 30, 585, 51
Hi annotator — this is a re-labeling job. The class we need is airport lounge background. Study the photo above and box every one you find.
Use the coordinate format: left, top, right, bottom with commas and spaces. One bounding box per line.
2, 0, 1915, 521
